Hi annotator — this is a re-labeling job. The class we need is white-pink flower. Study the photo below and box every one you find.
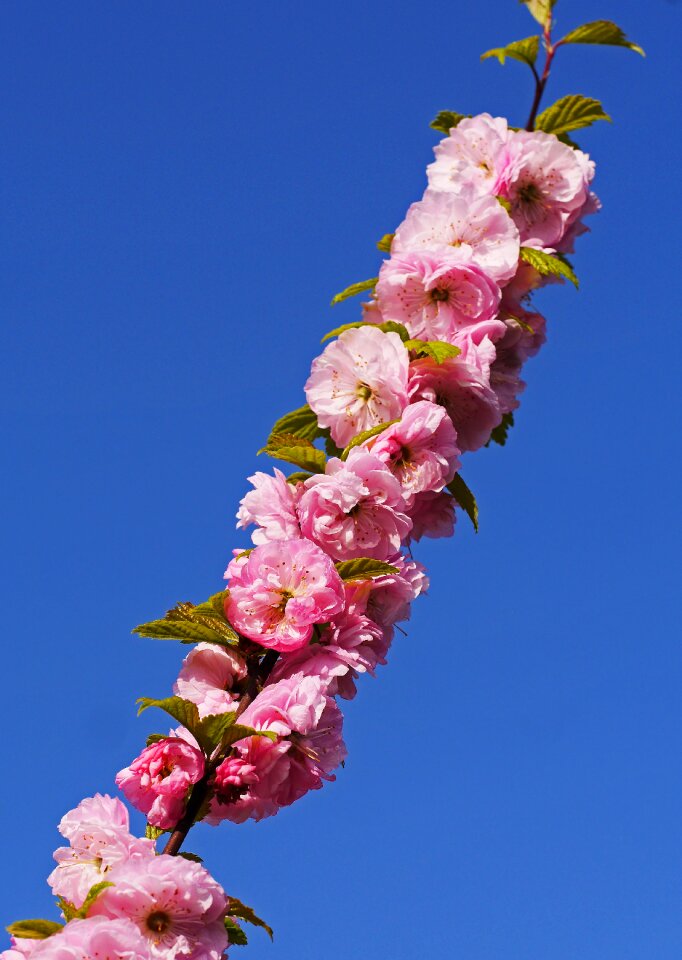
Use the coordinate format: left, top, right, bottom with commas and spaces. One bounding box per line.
305, 325, 409, 447
427, 113, 512, 197
408, 335, 502, 452
47, 795, 154, 909
406, 490, 456, 542
225, 538, 345, 652
11, 918, 152, 960
375, 250, 502, 344
298, 452, 412, 561
236, 467, 302, 545
174, 643, 246, 718
366, 400, 460, 498
392, 189, 520, 285
345, 553, 428, 627
90, 855, 228, 960
115, 738, 205, 830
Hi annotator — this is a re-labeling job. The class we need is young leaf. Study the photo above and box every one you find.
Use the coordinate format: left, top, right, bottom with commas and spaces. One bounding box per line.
335, 558, 400, 581
268, 404, 320, 443
321, 319, 410, 344
178, 852, 204, 863
56, 898, 79, 922
560, 20, 644, 56
285, 471, 313, 484
481, 35, 540, 67
137, 695, 201, 733
404, 339, 461, 364
7, 920, 64, 940
519, 247, 579, 288
133, 617, 236, 647
145, 823, 167, 841
376, 233, 394, 253
534, 94, 611, 137
219, 723, 278, 748
146, 733, 167, 746
430, 111, 468, 135
227, 897, 274, 941
79, 882, 114, 917
520, 0, 556, 26
224, 917, 249, 946
330, 277, 378, 307
447, 474, 479, 533
191, 591, 229, 620
260, 437, 327, 474
340, 420, 399, 460
488, 411, 515, 447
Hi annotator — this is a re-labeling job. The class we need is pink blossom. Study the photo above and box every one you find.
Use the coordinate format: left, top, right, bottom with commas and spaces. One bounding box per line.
236, 467, 301, 545
116, 739, 205, 830
0, 940, 40, 960
407, 490, 456, 541
305, 325, 409, 447
366, 400, 460, 497
408, 335, 502, 452
174, 643, 246, 718
427, 113, 512, 196
47, 795, 154, 908
392, 189, 520, 285
225, 538, 345, 652
298, 452, 412, 561
207, 675, 346, 824
344, 553, 429, 627
503, 130, 592, 247
375, 250, 502, 344
11, 918, 152, 960
91, 855, 228, 960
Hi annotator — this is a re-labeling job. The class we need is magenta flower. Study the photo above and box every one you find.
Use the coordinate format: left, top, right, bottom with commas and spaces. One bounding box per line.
225, 538, 346, 652
375, 250, 502, 344
174, 642, 246, 718
47, 795, 154, 908
392, 189, 520, 285
408, 335, 502, 452
298, 452, 412, 561
345, 553, 429, 627
305, 325, 409, 447
366, 400, 460, 498
236, 467, 302, 545
11, 918, 152, 960
115, 738, 205, 830
427, 113, 512, 197
90, 855, 228, 960
406, 490, 456, 542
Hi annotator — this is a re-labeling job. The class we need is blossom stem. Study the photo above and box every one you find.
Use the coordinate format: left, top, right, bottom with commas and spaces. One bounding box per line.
161, 649, 279, 857
526, 18, 558, 131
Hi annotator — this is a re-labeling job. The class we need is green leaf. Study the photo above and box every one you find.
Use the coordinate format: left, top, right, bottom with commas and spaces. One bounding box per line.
191, 591, 229, 620
7, 920, 64, 940
519, 247, 579, 288
334, 558, 400, 582
286, 471, 313, 484
145, 823, 167, 841
340, 420, 399, 460
146, 733, 168, 746
404, 339, 461, 364
178, 852, 204, 863
260, 434, 327, 474
195, 711, 239, 753
488, 411, 515, 447
224, 917, 249, 946
133, 598, 238, 647
481, 35, 540, 67
137, 695, 201, 732
561, 20, 644, 56
557, 132, 581, 150
519, 0, 556, 26
79, 882, 114, 917
430, 110, 468, 135
447, 474, 479, 533
219, 723, 278, 747
133, 618, 225, 645
227, 897, 274, 942
534, 94, 611, 137
321, 318, 410, 344
330, 277, 378, 307
56, 897, 79, 922
268, 404, 320, 443
376, 233, 394, 253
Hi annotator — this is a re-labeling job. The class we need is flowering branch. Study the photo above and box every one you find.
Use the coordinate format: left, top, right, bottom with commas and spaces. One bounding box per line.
3, 3, 644, 959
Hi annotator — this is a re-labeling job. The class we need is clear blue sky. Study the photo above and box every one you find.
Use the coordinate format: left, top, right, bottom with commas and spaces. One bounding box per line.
2, 1, 681, 957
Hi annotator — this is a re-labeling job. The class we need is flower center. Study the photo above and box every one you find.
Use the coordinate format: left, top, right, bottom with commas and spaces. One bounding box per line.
146, 911, 171, 935
430, 287, 450, 303
277, 589, 293, 613
356, 381, 373, 401
517, 181, 543, 206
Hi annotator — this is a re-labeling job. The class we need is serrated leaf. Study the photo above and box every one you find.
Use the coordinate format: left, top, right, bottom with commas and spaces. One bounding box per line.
535, 94, 611, 137
430, 110, 468, 135
137, 695, 201, 733
556, 131, 581, 150
224, 917, 249, 946
134, 596, 238, 648
196, 711, 238, 753
260, 440, 327, 474
7, 920, 64, 940
145, 823, 167, 841
321, 318, 410, 344
377, 233, 394, 253
561, 20, 644, 56
285, 471, 313, 484
447, 474, 479, 533
330, 277, 378, 307
340, 420, 399, 460
227, 898, 274, 941
520, 0, 556, 26
334, 558, 400, 582
146, 733, 167, 746
191, 591, 229, 619
133, 618, 226, 645
481, 35, 540, 67
404, 339, 461, 364
519, 247, 579, 288
178, 852, 204, 863
220, 723, 278, 747
56, 897, 78, 922
268, 404, 320, 443
488, 411, 515, 447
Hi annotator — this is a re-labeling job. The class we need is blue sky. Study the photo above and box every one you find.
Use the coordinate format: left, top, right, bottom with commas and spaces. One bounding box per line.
2, 0, 681, 957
